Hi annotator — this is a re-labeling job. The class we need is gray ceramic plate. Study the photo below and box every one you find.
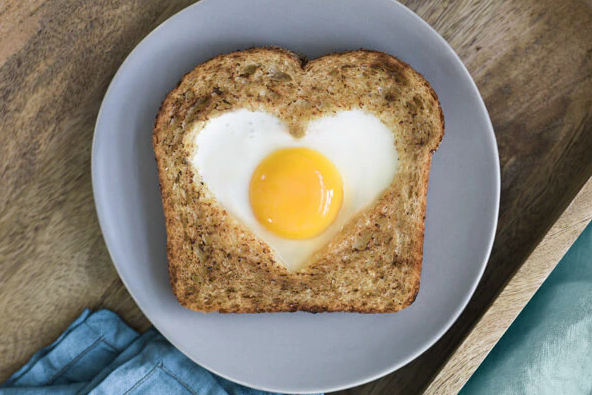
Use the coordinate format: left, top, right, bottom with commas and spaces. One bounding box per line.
92, 0, 500, 392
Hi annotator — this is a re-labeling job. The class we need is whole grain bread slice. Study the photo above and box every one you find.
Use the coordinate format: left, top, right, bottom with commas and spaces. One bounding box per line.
153, 47, 444, 313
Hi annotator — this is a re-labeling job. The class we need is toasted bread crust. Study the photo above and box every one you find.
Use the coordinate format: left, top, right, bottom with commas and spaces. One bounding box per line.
153, 47, 444, 313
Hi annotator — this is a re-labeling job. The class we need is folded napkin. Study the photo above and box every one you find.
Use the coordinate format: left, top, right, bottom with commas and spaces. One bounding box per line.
10, 223, 590, 395
460, 222, 592, 395
0, 309, 314, 395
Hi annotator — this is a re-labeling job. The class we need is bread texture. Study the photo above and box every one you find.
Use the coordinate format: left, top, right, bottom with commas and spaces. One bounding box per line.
153, 47, 444, 313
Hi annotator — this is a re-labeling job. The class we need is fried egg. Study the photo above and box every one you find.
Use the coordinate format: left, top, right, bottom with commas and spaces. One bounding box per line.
192, 109, 398, 271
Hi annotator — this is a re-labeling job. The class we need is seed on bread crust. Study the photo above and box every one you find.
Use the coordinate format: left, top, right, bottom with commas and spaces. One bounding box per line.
153, 47, 444, 313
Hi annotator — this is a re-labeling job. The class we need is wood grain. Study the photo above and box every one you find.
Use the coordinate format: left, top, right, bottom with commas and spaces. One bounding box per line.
337, 0, 592, 393
0, 0, 196, 381
425, 176, 592, 394
1, 0, 592, 392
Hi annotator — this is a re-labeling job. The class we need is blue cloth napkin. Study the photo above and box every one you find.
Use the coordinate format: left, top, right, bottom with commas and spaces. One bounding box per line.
6, 224, 591, 395
460, 221, 592, 395
0, 309, 309, 395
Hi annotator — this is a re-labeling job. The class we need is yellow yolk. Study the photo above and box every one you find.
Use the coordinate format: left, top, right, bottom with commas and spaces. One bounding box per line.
249, 147, 343, 240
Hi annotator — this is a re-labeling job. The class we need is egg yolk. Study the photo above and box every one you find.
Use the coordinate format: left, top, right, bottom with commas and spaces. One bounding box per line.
250, 147, 343, 240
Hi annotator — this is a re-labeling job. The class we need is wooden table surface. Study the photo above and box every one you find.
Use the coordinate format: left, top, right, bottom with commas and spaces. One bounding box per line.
1, 0, 592, 394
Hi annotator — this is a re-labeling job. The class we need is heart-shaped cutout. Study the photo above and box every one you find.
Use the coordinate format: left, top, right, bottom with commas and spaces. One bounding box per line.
154, 48, 443, 312
190, 109, 398, 271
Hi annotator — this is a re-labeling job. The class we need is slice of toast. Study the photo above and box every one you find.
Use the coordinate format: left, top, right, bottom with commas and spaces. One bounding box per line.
153, 47, 444, 313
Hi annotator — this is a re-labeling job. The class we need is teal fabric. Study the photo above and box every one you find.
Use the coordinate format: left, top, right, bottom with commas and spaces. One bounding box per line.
4, 224, 591, 395
460, 222, 592, 395
0, 309, 318, 395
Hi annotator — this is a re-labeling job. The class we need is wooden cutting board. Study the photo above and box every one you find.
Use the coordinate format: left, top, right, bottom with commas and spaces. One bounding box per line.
1, 0, 591, 393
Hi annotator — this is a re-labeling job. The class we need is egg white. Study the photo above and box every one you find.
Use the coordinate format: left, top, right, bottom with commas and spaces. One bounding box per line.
192, 109, 398, 272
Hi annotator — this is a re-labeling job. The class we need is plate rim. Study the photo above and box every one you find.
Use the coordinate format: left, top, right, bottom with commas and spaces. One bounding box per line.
92, 0, 501, 392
